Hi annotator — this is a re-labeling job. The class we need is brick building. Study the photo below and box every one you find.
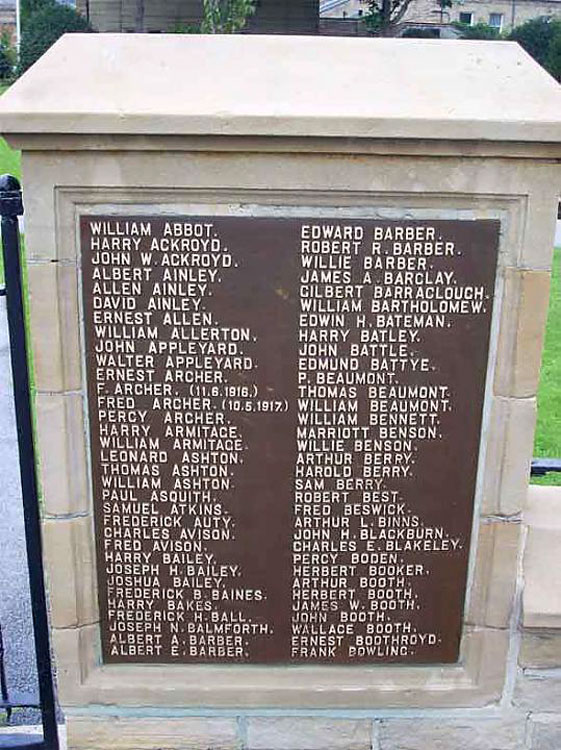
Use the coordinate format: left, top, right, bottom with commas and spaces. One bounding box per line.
0, 0, 15, 39
320, 0, 561, 33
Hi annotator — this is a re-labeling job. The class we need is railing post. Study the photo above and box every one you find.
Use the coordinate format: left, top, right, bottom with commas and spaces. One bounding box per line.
0, 623, 13, 723
0, 174, 59, 750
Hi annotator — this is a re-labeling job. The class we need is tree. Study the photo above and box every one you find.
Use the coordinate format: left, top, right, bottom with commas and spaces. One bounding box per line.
401, 27, 440, 38
18, 2, 92, 75
0, 29, 16, 79
508, 16, 561, 68
135, 0, 145, 32
200, 0, 256, 33
20, 0, 54, 32
436, 0, 452, 24
453, 21, 501, 40
363, 0, 407, 36
364, 0, 450, 37
544, 25, 561, 81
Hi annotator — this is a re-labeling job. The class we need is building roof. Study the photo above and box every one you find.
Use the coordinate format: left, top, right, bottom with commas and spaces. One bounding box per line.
0, 33, 560, 142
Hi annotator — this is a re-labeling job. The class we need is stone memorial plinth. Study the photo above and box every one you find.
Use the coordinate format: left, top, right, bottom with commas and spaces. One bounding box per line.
0, 34, 560, 750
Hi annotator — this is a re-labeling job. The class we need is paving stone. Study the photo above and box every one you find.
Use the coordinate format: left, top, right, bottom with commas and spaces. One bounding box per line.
523, 486, 561, 629
514, 671, 561, 711
530, 719, 561, 749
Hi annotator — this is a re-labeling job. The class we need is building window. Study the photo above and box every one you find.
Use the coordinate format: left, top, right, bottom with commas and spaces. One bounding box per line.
459, 12, 474, 25
489, 12, 504, 30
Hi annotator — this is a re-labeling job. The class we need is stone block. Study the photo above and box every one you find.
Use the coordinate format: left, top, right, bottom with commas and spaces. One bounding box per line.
523, 486, 561, 628
519, 631, 561, 669
21, 154, 57, 261
66, 715, 240, 750
43, 517, 97, 628
481, 396, 536, 516
4, 35, 561, 144
36, 391, 89, 516
461, 627, 510, 707
246, 717, 372, 750
524, 484, 561, 524
15, 148, 554, 210
27, 261, 82, 392
522, 184, 559, 270
529, 718, 561, 749
481, 397, 508, 516
494, 268, 550, 398
498, 397, 536, 516
523, 526, 561, 628
466, 519, 520, 629
51, 624, 102, 707
379, 716, 526, 750
51, 627, 87, 705
514, 671, 561, 711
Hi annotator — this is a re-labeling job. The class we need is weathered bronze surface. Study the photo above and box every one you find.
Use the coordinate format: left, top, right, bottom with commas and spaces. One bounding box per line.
81, 215, 499, 664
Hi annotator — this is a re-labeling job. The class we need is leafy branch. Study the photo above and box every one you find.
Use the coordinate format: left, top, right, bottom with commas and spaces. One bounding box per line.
201, 0, 256, 33
364, 0, 451, 35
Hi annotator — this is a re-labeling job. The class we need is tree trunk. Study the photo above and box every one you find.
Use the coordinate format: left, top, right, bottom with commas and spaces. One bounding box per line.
381, 0, 392, 35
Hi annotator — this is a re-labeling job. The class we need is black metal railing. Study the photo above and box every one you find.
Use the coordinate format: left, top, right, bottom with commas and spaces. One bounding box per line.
531, 458, 561, 477
0, 174, 59, 749
0, 623, 11, 724
0, 617, 44, 727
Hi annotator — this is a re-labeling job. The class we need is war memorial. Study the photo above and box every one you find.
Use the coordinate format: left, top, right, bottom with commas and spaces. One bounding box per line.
0, 32, 560, 749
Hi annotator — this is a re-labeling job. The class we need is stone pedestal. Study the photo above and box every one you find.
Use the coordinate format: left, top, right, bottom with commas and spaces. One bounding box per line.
0, 34, 560, 750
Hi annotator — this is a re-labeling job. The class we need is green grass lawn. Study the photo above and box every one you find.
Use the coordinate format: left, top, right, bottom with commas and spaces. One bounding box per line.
0, 91, 21, 285
0, 134, 21, 182
0, 82, 21, 183
0, 138, 21, 180
532, 246, 561, 485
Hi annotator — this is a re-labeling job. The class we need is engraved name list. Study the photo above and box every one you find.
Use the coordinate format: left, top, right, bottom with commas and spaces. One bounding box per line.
80, 214, 499, 666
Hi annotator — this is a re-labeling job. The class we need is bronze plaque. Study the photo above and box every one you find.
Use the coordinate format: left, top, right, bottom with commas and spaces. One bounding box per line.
80, 214, 499, 665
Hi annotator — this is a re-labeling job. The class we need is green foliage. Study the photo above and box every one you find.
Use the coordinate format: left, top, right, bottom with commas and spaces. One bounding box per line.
18, 3, 92, 76
362, 10, 381, 34
0, 127, 21, 184
200, 0, 256, 33
20, 0, 55, 32
365, 0, 448, 36
364, 0, 411, 36
0, 49, 13, 80
453, 21, 501, 40
170, 21, 200, 33
401, 27, 440, 38
508, 16, 561, 66
507, 17, 561, 79
0, 30, 16, 79
545, 28, 561, 80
